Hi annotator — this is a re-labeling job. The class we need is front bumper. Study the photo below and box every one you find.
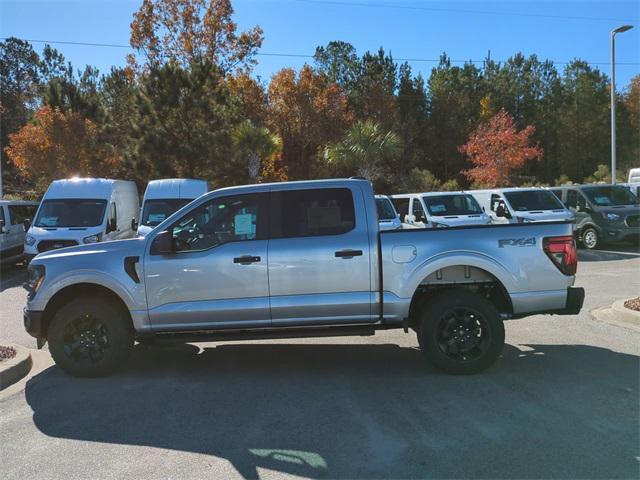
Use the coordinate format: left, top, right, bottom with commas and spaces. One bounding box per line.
24, 308, 44, 338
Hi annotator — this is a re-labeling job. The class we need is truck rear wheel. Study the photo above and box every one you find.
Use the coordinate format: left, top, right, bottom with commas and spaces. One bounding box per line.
48, 297, 134, 377
417, 290, 504, 374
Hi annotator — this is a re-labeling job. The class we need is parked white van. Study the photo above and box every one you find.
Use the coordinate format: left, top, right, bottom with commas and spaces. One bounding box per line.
390, 192, 490, 228
628, 168, 640, 183
24, 178, 139, 261
0, 200, 39, 263
470, 188, 574, 224
137, 179, 208, 236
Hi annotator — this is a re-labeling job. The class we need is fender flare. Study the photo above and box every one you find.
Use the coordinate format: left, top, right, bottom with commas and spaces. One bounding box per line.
39, 270, 139, 313
403, 251, 518, 299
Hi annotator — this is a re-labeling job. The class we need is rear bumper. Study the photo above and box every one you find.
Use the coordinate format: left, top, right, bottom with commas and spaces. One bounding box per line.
560, 287, 585, 315
511, 287, 585, 318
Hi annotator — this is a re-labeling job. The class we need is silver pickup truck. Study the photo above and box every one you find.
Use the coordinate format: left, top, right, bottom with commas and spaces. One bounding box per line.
23, 179, 584, 377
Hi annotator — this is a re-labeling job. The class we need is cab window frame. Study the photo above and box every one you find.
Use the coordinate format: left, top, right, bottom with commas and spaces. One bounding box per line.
165, 192, 269, 254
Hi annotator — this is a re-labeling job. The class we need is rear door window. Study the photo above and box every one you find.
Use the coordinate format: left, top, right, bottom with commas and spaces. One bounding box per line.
270, 188, 355, 238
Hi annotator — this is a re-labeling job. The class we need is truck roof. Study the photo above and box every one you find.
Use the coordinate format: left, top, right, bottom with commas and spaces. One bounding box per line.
144, 179, 208, 200
391, 191, 470, 198
213, 178, 371, 195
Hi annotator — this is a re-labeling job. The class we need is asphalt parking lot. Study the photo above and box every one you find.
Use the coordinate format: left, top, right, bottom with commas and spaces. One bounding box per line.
1, 245, 639, 479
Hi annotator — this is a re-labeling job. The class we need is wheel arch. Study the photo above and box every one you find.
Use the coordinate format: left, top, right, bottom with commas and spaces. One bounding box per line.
407, 264, 513, 329
41, 283, 133, 339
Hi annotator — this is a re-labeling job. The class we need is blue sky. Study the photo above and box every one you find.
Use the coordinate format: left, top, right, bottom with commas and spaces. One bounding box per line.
1, 0, 638, 88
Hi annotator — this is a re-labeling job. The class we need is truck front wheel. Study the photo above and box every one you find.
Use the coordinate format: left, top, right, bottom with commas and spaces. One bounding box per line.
48, 297, 134, 377
417, 290, 505, 374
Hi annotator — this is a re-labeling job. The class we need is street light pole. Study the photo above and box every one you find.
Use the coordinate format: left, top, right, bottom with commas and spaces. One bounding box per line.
610, 24, 633, 185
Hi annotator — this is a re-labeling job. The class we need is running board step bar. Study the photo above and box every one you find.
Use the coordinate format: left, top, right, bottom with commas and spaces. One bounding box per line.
142, 324, 378, 344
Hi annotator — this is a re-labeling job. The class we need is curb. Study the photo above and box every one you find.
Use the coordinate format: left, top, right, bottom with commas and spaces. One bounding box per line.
0, 344, 33, 390
592, 299, 640, 332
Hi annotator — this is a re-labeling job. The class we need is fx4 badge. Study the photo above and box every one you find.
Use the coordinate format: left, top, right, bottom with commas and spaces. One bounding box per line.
498, 237, 536, 248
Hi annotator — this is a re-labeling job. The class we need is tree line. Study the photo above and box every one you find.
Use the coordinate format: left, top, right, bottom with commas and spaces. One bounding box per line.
1, 0, 638, 198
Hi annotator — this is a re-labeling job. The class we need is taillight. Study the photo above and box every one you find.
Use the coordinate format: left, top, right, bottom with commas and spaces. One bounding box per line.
543, 235, 577, 275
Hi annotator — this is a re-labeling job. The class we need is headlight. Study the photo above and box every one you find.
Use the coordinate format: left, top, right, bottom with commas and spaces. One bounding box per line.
431, 221, 449, 228
24, 264, 45, 300
25, 234, 36, 246
604, 213, 621, 221
83, 233, 102, 244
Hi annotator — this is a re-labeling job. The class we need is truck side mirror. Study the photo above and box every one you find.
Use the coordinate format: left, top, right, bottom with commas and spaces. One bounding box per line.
23, 218, 31, 232
495, 204, 506, 218
0, 219, 5, 234
131, 218, 138, 231
106, 218, 117, 233
150, 230, 174, 255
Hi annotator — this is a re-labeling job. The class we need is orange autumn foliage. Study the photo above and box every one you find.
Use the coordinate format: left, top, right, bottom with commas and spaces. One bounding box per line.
267, 65, 352, 179
5, 106, 121, 186
459, 109, 543, 187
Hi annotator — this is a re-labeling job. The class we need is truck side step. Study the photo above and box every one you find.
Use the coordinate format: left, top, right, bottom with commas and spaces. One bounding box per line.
144, 324, 378, 344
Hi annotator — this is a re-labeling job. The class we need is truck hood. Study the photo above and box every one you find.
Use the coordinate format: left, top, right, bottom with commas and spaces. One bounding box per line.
594, 204, 640, 214
431, 213, 491, 227
513, 210, 574, 223
33, 237, 147, 263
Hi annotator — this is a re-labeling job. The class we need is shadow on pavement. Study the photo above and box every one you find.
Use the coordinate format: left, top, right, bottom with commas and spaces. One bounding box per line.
24, 342, 639, 479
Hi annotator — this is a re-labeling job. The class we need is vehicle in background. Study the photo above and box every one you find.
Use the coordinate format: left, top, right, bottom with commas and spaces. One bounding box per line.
24, 179, 583, 377
470, 188, 574, 225
374, 195, 402, 231
137, 179, 208, 236
628, 168, 640, 183
390, 192, 490, 228
619, 182, 640, 198
0, 200, 39, 263
24, 178, 139, 262
550, 184, 640, 249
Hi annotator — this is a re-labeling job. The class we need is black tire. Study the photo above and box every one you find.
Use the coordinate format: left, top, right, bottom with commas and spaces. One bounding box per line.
48, 297, 134, 377
581, 227, 599, 250
417, 290, 505, 375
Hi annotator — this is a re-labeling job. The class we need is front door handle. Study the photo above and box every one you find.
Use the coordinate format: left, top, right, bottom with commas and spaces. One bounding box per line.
335, 249, 363, 258
233, 255, 261, 264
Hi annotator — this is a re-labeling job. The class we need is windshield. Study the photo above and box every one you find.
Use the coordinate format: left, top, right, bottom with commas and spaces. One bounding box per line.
422, 194, 482, 216
504, 190, 565, 211
34, 199, 107, 227
582, 186, 639, 207
141, 198, 193, 226
375, 197, 397, 220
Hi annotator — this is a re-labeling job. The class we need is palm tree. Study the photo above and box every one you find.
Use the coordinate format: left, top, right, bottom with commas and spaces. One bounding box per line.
325, 120, 401, 181
232, 121, 282, 182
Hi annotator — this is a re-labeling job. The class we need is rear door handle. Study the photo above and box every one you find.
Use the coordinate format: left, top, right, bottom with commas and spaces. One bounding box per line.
233, 255, 261, 264
335, 249, 363, 258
